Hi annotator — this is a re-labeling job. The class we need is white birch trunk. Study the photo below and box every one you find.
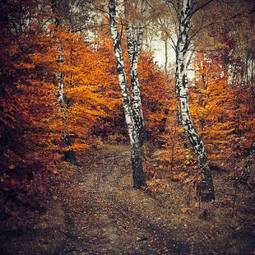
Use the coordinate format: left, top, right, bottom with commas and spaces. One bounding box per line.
175, 0, 215, 202
126, 24, 145, 142
109, 0, 146, 188
164, 38, 168, 76
52, 1, 77, 165
56, 47, 65, 107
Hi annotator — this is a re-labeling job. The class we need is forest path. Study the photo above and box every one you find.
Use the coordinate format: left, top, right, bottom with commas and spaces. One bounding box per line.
1, 144, 254, 255
58, 144, 190, 255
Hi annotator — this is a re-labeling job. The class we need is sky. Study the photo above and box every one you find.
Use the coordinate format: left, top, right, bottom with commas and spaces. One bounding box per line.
149, 37, 176, 71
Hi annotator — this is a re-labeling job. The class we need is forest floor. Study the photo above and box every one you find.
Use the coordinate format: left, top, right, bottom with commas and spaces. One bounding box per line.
0, 144, 255, 255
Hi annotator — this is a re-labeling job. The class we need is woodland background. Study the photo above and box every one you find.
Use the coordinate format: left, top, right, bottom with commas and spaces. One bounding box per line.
0, 0, 255, 254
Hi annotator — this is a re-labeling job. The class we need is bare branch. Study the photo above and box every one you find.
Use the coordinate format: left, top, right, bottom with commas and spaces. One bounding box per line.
190, 0, 215, 17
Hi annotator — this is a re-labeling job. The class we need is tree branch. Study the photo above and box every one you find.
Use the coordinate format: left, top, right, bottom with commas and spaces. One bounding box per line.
190, 0, 215, 17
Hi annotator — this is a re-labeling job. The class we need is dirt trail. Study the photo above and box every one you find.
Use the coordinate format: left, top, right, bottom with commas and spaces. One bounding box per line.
1, 144, 254, 254
59, 146, 190, 255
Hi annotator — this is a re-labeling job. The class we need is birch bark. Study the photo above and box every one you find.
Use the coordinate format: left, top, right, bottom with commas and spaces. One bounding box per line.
175, 0, 215, 201
52, 1, 77, 165
109, 0, 146, 188
126, 23, 145, 143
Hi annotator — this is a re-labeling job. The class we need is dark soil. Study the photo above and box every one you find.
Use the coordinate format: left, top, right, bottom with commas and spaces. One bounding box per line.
0, 144, 254, 255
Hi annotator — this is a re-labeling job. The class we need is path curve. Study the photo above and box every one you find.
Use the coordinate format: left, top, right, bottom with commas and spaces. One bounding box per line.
59, 145, 190, 255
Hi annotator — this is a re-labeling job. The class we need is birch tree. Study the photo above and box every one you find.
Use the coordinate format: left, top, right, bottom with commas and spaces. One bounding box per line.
167, 0, 215, 201
108, 0, 146, 188
51, 0, 78, 165
125, 22, 144, 142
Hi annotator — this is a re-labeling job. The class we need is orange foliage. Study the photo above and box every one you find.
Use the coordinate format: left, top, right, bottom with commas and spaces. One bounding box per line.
0, 4, 117, 189
190, 53, 237, 160
54, 30, 117, 151
0, 24, 59, 177
191, 53, 255, 162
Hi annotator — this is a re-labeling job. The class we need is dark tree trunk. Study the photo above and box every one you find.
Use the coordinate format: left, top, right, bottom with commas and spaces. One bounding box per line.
131, 143, 146, 188
63, 134, 78, 165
